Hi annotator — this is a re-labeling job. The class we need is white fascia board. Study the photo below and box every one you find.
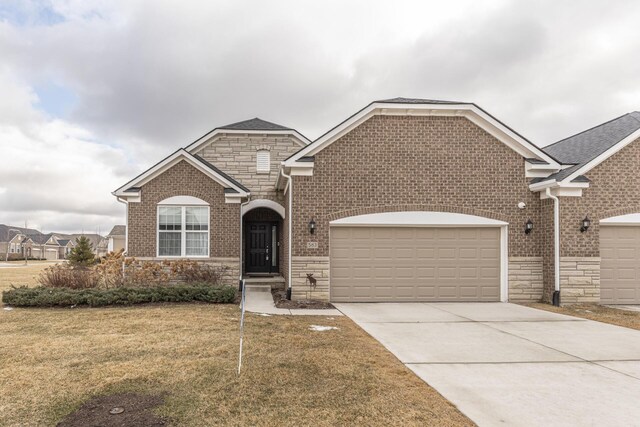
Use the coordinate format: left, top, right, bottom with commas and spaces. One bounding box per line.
529, 180, 589, 192
330, 211, 508, 227
113, 149, 248, 198
284, 102, 559, 168
560, 128, 640, 184
601, 213, 640, 225
186, 129, 310, 154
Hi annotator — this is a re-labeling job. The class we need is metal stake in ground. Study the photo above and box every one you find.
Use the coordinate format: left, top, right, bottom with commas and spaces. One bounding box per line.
237, 279, 247, 375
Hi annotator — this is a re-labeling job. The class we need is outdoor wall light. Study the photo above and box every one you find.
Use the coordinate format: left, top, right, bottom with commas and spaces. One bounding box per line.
525, 219, 534, 235
309, 218, 316, 234
580, 216, 591, 233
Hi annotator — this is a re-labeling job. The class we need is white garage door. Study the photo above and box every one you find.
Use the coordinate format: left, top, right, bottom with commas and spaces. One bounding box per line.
45, 249, 58, 260
330, 225, 501, 302
601, 225, 640, 304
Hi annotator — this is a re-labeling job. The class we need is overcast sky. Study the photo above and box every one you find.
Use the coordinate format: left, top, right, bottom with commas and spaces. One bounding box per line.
1, 0, 639, 234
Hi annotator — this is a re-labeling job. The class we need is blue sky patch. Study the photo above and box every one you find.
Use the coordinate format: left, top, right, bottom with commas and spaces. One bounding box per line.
0, 0, 66, 27
34, 81, 77, 118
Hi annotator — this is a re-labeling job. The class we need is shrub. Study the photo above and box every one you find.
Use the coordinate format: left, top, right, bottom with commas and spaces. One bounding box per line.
168, 260, 227, 284
2, 284, 236, 307
37, 254, 229, 290
38, 264, 99, 289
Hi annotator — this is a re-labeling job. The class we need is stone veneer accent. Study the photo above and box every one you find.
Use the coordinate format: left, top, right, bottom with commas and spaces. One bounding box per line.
508, 257, 544, 302
197, 133, 304, 202
559, 257, 600, 304
290, 256, 329, 301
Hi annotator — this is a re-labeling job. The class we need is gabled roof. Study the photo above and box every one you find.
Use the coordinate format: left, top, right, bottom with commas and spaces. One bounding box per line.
0, 224, 40, 242
545, 112, 640, 164
106, 225, 126, 237
113, 149, 250, 198
284, 97, 560, 167
539, 112, 640, 184
219, 117, 292, 131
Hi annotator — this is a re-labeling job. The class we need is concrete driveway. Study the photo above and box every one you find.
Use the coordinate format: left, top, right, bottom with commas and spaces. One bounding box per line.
334, 302, 640, 427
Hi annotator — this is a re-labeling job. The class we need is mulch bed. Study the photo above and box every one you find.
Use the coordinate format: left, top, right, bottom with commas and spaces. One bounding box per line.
57, 393, 167, 426
272, 288, 334, 310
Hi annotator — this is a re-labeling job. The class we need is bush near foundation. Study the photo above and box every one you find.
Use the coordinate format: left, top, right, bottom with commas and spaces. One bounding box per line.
2, 283, 236, 307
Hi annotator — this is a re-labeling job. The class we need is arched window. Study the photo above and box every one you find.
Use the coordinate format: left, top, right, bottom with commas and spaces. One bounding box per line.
157, 196, 209, 257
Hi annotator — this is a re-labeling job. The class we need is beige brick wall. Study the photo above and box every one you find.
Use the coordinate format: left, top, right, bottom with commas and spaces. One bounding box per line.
291, 115, 543, 259
196, 133, 304, 202
290, 256, 329, 301
560, 257, 600, 304
558, 137, 640, 257
508, 257, 544, 302
128, 160, 240, 258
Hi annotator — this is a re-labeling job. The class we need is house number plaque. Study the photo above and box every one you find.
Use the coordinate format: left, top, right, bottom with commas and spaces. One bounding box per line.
307, 242, 319, 249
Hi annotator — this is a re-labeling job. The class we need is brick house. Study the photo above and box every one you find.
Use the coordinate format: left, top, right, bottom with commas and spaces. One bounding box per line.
113, 99, 640, 305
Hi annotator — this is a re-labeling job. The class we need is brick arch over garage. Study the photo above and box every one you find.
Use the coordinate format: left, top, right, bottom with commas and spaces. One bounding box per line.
597, 205, 640, 221
325, 204, 509, 223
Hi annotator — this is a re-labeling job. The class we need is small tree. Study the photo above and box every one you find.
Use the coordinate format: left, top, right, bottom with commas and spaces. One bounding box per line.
68, 236, 96, 266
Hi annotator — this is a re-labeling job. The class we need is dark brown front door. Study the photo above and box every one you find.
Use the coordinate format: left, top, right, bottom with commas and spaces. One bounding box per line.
246, 222, 278, 274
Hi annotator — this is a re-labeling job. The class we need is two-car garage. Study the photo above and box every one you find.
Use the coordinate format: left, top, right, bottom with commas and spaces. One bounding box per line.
329, 212, 507, 303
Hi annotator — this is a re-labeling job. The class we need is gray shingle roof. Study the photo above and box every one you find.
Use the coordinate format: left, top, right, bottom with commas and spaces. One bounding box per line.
107, 225, 126, 237
544, 112, 640, 166
376, 97, 468, 105
219, 117, 292, 131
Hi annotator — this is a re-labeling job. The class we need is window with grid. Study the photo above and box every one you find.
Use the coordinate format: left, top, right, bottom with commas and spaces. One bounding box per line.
158, 206, 209, 257
256, 150, 270, 173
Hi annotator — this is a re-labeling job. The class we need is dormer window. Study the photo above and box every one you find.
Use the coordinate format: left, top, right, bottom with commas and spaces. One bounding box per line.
256, 149, 270, 173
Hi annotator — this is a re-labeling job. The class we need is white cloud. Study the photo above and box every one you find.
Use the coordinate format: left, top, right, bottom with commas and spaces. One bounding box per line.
2, 0, 640, 233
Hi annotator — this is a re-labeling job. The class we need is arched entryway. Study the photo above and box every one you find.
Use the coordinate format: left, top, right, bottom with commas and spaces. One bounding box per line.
242, 202, 284, 276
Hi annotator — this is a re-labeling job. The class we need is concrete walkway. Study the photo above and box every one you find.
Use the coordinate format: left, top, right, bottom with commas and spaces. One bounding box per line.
243, 285, 342, 316
335, 302, 640, 427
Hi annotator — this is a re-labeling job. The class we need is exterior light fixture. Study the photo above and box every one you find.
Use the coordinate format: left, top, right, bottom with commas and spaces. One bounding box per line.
525, 219, 534, 235
580, 216, 591, 233
309, 218, 316, 234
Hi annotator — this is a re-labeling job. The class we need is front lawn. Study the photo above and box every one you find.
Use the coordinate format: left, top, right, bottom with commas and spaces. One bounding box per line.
526, 303, 640, 331
0, 269, 472, 426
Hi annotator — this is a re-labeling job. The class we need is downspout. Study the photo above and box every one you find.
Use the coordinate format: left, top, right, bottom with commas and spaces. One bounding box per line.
239, 196, 252, 291
280, 168, 293, 300
546, 188, 561, 306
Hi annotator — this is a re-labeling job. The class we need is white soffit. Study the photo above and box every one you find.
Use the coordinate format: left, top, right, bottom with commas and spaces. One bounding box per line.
600, 213, 640, 225
330, 211, 508, 227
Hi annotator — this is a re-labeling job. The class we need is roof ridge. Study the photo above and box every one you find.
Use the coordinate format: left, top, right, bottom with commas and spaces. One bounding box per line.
544, 112, 634, 150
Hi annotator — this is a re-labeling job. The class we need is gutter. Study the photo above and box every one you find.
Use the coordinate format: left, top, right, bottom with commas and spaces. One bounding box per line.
280, 168, 293, 300
546, 188, 561, 306
116, 197, 129, 256
238, 196, 252, 291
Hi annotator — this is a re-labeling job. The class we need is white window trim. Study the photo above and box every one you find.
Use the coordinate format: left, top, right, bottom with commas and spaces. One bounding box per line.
157, 205, 210, 258
256, 149, 271, 173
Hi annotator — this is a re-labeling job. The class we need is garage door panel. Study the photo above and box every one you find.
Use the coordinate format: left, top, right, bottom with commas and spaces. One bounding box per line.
601, 226, 640, 304
330, 226, 500, 302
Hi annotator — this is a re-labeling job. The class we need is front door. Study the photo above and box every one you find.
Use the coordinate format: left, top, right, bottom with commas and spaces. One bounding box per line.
246, 222, 278, 274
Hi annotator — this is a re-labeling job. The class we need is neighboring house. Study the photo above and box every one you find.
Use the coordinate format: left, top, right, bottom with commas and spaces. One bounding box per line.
113, 99, 640, 305
106, 225, 126, 253
56, 239, 75, 259
0, 224, 108, 260
54, 233, 109, 258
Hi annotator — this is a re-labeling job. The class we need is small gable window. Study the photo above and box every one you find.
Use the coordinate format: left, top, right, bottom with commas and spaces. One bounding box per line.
256, 150, 270, 173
